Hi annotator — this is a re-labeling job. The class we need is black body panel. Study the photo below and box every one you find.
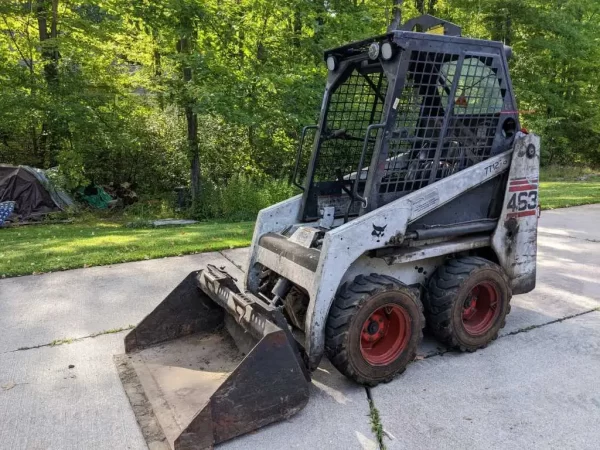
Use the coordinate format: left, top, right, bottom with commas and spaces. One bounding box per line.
298, 24, 519, 225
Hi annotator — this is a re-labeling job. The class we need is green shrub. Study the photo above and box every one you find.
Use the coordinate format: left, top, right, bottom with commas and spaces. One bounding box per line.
194, 175, 297, 221
540, 165, 597, 182
122, 194, 182, 220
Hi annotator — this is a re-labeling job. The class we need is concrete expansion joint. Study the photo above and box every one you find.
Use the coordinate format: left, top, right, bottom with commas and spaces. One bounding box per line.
365, 387, 388, 450
4, 325, 135, 354
501, 307, 600, 337
422, 306, 600, 360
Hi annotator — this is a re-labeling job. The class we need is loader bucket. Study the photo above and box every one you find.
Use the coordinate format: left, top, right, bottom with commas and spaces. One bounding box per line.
114, 267, 310, 450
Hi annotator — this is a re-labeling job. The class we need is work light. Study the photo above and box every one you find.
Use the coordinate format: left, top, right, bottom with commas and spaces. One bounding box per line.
381, 42, 394, 60
326, 56, 337, 71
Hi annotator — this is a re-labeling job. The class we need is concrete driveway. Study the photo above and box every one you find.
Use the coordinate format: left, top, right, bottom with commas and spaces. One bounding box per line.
0, 205, 599, 450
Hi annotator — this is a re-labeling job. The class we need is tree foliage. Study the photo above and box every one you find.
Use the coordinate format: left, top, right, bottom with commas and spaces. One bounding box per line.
1, 0, 599, 201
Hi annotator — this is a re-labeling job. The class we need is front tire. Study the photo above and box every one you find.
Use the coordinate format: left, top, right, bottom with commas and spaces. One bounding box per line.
424, 257, 512, 352
325, 274, 424, 386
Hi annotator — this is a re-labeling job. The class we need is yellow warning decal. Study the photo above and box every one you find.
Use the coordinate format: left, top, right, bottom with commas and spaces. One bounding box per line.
427, 25, 445, 35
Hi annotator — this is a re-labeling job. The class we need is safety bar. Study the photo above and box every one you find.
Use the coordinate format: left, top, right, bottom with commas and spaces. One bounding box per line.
351, 123, 387, 208
293, 125, 318, 191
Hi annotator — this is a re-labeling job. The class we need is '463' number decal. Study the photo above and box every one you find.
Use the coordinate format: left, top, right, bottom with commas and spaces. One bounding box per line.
507, 191, 537, 212
506, 178, 538, 219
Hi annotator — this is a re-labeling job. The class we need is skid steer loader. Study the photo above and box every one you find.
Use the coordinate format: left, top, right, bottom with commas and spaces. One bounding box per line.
115, 15, 540, 450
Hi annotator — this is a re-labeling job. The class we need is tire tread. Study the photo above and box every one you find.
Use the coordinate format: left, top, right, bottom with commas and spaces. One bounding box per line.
325, 274, 424, 386
424, 257, 512, 352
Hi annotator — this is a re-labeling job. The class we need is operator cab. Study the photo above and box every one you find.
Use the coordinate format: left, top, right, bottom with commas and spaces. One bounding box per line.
294, 15, 519, 224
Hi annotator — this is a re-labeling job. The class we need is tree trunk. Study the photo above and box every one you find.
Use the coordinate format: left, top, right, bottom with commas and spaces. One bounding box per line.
388, 0, 404, 32
415, 0, 435, 15
428, 0, 437, 14
504, 13, 512, 46
237, 1, 245, 62
36, 0, 60, 167
153, 46, 161, 76
37, 0, 59, 84
415, 0, 425, 15
292, 7, 302, 48
51, 0, 57, 38
188, 109, 200, 199
490, 9, 512, 46
30, 125, 40, 166
178, 35, 201, 200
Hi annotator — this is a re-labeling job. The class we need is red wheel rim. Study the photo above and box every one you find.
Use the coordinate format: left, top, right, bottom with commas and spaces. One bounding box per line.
360, 304, 411, 366
462, 282, 500, 335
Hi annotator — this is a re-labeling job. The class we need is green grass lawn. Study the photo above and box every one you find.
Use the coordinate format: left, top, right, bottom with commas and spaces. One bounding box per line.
1, 220, 254, 278
539, 166, 600, 210
540, 176, 600, 209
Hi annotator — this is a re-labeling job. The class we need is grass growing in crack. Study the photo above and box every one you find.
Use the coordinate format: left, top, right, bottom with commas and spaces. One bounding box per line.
50, 338, 74, 346
50, 325, 135, 347
89, 325, 135, 338
368, 397, 386, 450
13, 325, 136, 352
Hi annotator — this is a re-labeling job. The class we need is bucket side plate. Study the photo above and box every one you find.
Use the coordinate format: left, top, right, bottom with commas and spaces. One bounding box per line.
177, 329, 310, 448
125, 271, 224, 353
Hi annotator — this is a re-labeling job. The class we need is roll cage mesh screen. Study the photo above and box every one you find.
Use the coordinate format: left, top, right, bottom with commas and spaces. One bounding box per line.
380, 51, 505, 196
314, 67, 388, 186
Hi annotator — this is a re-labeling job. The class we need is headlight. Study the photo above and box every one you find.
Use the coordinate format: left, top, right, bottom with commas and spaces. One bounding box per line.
326, 56, 337, 71
368, 42, 380, 60
381, 42, 394, 60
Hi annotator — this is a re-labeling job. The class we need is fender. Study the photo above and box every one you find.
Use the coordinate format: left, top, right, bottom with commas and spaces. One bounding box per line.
245, 195, 302, 292
492, 132, 541, 294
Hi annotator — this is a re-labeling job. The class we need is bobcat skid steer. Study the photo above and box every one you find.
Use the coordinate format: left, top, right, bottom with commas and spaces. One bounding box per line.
115, 15, 540, 450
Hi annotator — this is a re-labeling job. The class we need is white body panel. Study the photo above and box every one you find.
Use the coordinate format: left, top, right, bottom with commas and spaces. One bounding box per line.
340, 254, 445, 290
492, 132, 541, 294
244, 195, 302, 292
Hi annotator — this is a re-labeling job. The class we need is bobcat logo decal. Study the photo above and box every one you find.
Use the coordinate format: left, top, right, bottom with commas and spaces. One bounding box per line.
371, 224, 387, 239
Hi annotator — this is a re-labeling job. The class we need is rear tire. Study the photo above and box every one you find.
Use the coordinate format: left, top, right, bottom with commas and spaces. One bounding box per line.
424, 257, 512, 352
325, 274, 424, 386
